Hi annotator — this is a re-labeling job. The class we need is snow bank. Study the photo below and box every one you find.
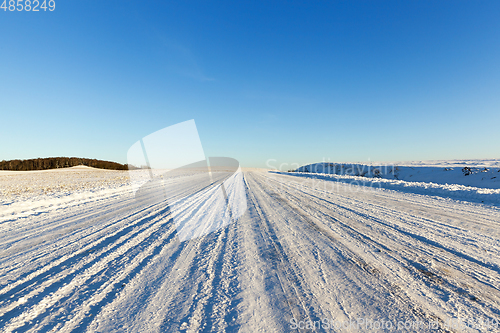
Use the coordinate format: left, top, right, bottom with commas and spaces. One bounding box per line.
295, 159, 500, 189
285, 159, 500, 206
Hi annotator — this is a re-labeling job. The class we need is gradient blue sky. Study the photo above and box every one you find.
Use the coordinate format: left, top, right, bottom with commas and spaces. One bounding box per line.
1, 1, 499, 168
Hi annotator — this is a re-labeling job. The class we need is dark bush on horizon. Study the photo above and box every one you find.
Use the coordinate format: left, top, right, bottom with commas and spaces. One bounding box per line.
0, 157, 129, 171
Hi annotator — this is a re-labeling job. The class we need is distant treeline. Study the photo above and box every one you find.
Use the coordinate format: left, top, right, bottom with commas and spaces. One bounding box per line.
0, 157, 129, 171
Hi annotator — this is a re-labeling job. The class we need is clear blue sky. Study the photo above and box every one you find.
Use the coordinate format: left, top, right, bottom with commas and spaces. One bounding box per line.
1, 1, 499, 168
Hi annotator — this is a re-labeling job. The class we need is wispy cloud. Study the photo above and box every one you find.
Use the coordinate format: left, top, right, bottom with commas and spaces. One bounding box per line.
167, 43, 215, 82
240, 89, 309, 103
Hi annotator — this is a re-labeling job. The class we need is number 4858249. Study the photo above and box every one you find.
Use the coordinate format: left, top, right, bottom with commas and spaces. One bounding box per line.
1, 0, 55, 11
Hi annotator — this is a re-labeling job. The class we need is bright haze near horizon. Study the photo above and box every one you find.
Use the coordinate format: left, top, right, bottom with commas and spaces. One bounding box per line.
1, 1, 499, 168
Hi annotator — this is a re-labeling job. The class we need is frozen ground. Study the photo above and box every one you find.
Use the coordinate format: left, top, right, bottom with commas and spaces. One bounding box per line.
1, 165, 500, 332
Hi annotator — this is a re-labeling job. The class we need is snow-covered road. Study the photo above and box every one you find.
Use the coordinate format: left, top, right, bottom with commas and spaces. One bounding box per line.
1, 169, 500, 332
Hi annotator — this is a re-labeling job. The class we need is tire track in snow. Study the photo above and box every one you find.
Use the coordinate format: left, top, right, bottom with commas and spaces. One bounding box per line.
0, 199, 168, 313
157, 193, 238, 332
88, 179, 241, 333
244, 174, 322, 331
1, 202, 176, 332
0, 199, 164, 297
248, 172, 455, 332
267, 172, 500, 306
0, 190, 138, 256
0, 176, 208, 295
259, 171, 500, 330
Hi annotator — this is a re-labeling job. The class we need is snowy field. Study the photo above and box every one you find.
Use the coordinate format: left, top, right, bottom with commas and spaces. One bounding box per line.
1, 163, 500, 332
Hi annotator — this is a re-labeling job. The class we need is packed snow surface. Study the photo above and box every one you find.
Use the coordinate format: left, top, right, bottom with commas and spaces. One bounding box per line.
1, 164, 500, 332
